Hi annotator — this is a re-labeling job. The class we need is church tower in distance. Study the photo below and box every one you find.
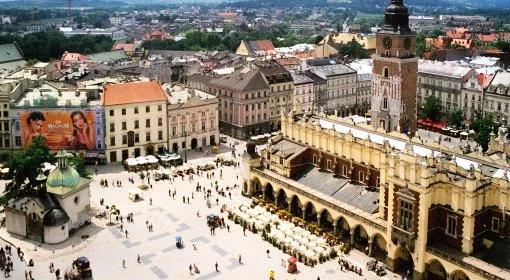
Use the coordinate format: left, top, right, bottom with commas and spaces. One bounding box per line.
371, 0, 417, 135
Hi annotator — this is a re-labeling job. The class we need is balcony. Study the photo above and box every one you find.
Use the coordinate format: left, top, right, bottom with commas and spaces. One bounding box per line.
391, 225, 417, 252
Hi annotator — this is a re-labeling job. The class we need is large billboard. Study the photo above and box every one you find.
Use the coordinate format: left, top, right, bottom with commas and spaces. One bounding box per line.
20, 109, 103, 151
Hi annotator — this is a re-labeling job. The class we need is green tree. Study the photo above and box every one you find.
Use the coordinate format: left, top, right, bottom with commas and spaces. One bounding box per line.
448, 109, 464, 128
337, 41, 369, 60
420, 95, 442, 121
69, 155, 91, 179
2, 136, 54, 203
471, 112, 500, 152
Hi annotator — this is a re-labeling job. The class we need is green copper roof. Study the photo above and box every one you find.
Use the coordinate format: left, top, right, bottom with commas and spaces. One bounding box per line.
46, 166, 81, 189
0, 43, 23, 63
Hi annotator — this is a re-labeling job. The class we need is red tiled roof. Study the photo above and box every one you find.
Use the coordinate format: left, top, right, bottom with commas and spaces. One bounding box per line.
62, 52, 86, 61
476, 34, 498, 43
102, 81, 167, 106
478, 73, 493, 88
276, 57, 301, 66
247, 40, 275, 53
112, 43, 135, 52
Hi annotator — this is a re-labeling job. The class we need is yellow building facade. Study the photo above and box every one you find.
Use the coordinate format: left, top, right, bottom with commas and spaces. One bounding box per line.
245, 112, 510, 280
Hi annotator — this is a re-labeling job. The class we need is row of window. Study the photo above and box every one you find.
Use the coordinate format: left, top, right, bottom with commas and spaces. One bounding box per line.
328, 78, 355, 86
420, 77, 461, 90
109, 118, 164, 132
110, 131, 164, 146
445, 214, 500, 238
109, 105, 163, 116
485, 100, 510, 112
170, 119, 215, 136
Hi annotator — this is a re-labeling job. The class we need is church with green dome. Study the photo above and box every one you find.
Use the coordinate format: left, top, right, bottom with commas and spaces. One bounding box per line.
4, 150, 91, 244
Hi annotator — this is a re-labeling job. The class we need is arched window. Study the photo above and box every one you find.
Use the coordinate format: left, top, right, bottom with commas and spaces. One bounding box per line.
383, 97, 388, 110
383, 67, 389, 78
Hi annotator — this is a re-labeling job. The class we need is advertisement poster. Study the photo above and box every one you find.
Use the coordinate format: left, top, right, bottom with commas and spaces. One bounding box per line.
20, 110, 101, 151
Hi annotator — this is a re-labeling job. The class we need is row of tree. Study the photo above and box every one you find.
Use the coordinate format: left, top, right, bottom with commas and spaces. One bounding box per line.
142, 29, 323, 52
0, 30, 114, 62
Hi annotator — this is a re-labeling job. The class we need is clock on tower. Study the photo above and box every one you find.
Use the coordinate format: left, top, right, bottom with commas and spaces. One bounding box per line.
370, 0, 418, 135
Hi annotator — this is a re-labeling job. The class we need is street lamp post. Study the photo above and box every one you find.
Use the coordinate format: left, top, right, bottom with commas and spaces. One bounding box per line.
182, 130, 189, 163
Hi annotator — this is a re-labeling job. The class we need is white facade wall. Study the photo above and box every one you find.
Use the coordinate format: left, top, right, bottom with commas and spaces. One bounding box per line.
5, 211, 26, 237
55, 186, 90, 230
44, 224, 68, 244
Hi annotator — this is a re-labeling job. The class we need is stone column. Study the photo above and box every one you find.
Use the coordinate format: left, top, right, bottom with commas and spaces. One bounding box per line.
274, 195, 278, 208
350, 229, 355, 245
262, 187, 266, 201
317, 214, 321, 227
287, 198, 292, 213
368, 240, 373, 256
333, 224, 338, 236
302, 206, 306, 220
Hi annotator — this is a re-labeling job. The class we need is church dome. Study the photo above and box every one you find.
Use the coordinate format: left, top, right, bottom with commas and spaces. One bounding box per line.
46, 150, 81, 189
46, 167, 81, 189
43, 208, 70, 226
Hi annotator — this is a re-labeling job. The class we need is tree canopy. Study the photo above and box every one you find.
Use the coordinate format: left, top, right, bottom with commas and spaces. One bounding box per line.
0, 30, 114, 61
448, 109, 464, 128
142, 29, 319, 52
471, 112, 500, 152
1, 136, 53, 204
419, 95, 443, 122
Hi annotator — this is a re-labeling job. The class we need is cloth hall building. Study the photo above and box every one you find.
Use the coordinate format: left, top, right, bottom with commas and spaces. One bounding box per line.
244, 111, 510, 280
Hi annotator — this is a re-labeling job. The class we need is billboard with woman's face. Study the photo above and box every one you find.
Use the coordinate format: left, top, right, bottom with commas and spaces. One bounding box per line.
20, 109, 102, 151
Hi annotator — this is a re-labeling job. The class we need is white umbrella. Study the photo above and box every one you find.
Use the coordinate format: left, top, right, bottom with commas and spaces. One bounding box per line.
290, 241, 300, 249
284, 228, 294, 236
270, 214, 279, 222
307, 241, 317, 249
293, 227, 304, 234
264, 211, 272, 217
314, 247, 325, 254
287, 223, 296, 230
316, 238, 326, 246
247, 218, 257, 225
301, 231, 311, 237
298, 245, 308, 253
308, 234, 318, 241
298, 236, 309, 245
276, 231, 286, 240
283, 237, 293, 244
255, 221, 264, 230
240, 205, 248, 212
305, 250, 316, 258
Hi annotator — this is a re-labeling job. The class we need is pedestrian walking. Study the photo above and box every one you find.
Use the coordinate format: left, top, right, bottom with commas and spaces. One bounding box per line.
149, 198, 152, 205
189, 264, 193, 275
215, 262, 219, 272
266, 249, 270, 258
227, 224, 230, 232
55, 268, 60, 279
125, 230, 129, 238
238, 254, 242, 264
196, 210, 200, 217
137, 255, 141, 263
122, 259, 126, 268
49, 262, 54, 272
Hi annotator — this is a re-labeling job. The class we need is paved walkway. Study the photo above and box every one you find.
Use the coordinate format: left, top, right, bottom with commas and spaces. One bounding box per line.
0, 141, 400, 280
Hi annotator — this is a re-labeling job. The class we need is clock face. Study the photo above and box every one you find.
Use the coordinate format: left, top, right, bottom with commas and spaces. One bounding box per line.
383, 36, 392, 50
404, 37, 411, 50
